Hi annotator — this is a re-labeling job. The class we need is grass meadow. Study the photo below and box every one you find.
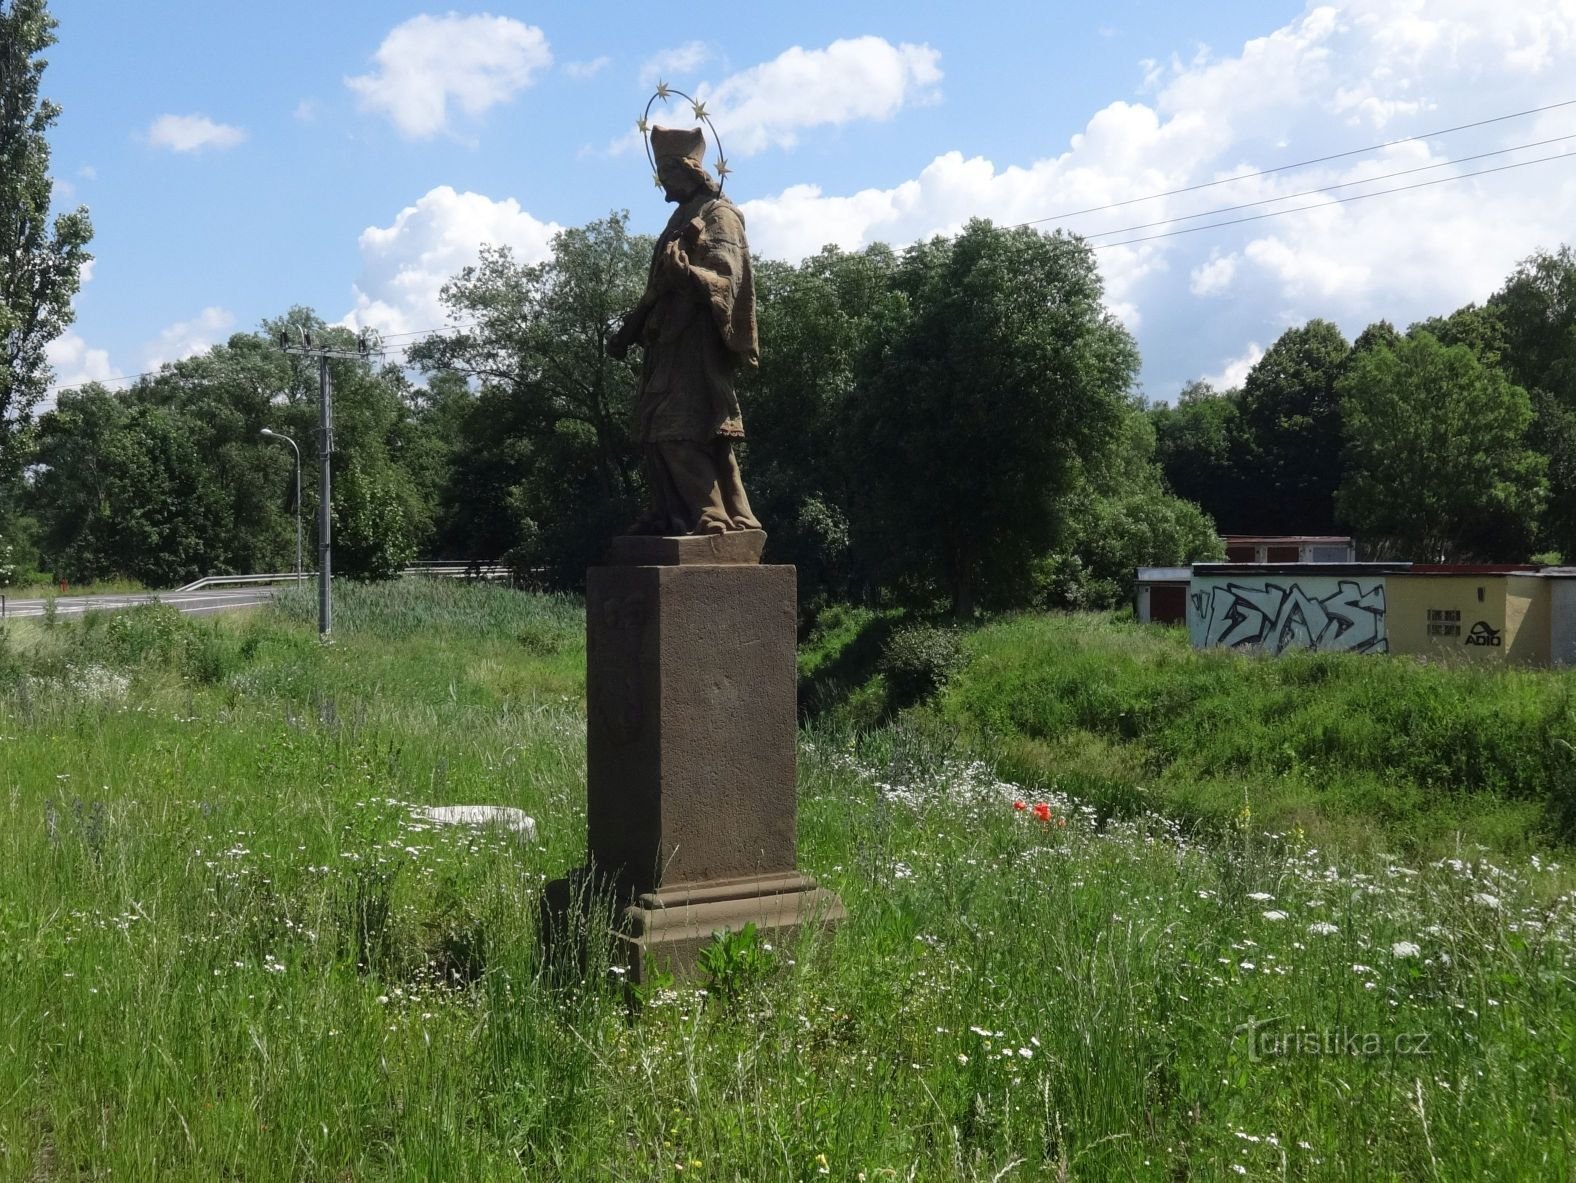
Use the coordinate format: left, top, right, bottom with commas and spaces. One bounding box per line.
1, 583, 1573, 1180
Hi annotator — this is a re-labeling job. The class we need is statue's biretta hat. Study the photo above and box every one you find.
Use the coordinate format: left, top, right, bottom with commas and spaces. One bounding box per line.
650, 125, 706, 166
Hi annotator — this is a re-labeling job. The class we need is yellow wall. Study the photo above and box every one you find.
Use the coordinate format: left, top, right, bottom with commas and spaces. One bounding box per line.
1506, 575, 1551, 665
1385, 575, 1508, 660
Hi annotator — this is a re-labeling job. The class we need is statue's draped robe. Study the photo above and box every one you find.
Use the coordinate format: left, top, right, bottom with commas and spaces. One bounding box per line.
635, 191, 758, 444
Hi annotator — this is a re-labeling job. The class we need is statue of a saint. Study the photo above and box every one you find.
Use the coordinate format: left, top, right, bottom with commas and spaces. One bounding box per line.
608, 126, 761, 536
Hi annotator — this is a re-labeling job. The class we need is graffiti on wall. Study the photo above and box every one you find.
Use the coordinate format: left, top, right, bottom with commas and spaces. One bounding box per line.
1191, 579, 1388, 655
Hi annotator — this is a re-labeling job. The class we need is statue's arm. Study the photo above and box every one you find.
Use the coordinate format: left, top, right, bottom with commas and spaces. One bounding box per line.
607, 299, 648, 360
683, 206, 746, 311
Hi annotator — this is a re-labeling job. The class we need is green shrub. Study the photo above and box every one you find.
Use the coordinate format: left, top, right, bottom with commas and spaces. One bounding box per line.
878, 623, 964, 706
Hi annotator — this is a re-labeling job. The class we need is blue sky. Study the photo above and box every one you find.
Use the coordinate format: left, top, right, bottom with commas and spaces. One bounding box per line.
42, 0, 1576, 404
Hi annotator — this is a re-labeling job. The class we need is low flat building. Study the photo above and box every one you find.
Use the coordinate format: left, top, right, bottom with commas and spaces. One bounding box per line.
1177, 561, 1576, 666
1221, 535, 1356, 563
1134, 566, 1191, 625
1188, 563, 1406, 655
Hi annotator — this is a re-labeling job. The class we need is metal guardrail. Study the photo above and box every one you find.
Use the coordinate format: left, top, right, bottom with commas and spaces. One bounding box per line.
175, 573, 306, 593
4, 561, 509, 616
176, 562, 506, 593
405, 561, 507, 580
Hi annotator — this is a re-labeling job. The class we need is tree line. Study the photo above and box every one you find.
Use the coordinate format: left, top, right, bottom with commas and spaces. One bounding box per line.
6, 0, 1575, 612
1152, 245, 1576, 563
3, 214, 1221, 616
6, 211, 1575, 614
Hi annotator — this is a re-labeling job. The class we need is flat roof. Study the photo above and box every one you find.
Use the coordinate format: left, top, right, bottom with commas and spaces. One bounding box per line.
1407, 564, 1541, 574
1135, 567, 1192, 581
1220, 535, 1354, 544
1194, 563, 1408, 576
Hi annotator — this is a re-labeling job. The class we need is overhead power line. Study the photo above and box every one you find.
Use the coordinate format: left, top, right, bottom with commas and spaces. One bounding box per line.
1082, 131, 1576, 241
1019, 96, 1576, 228
1089, 146, 1576, 250
45, 99, 1576, 401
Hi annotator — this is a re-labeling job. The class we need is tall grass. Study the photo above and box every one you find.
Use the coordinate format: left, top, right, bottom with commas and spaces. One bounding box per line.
1, 585, 1572, 1178
936, 613, 1576, 853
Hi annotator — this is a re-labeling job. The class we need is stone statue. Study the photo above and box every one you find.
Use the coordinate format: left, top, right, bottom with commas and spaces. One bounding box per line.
607, 125, 762, 536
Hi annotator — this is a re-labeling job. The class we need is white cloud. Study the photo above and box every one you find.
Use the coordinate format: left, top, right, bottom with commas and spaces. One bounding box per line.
145, 114, 247, 153
144, 307, 235, 371
346, 14, 552, 140
693, 37, 942, 156
741, 0, 1576, 399
294, 99, 320, 122
640, 41, 713, 87
46, 332, 119, 399
1190, 253, 1239, 296
564, 56, 611, 80
77, 164, 96, 180
342, 186, 562, 337
1202, 341, 1265, 391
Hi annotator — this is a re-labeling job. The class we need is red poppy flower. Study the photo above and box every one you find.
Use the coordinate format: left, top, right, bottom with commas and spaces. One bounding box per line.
1032, 803, 1051, 823
1013, 800, 1026, 811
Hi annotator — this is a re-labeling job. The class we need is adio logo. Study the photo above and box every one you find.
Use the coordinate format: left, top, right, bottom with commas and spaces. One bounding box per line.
1463, 621, 1503, 648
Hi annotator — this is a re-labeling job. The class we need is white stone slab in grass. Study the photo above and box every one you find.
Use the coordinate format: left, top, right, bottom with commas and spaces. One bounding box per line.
419, 805, 537, 844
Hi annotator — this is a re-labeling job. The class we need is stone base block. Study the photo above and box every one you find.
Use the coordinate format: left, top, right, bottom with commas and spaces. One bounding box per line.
605, 529, 766, 566
587, 562, 798, 896
618, 871, 846, 985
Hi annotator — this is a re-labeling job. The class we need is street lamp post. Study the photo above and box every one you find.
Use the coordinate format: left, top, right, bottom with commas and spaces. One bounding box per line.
260, 428, 302, 585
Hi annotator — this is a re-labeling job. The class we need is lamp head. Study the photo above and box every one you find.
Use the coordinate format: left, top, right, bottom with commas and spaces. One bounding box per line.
260, 428, 275, 437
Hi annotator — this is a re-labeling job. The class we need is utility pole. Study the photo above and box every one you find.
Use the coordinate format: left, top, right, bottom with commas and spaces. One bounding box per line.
277, 327, 370, 640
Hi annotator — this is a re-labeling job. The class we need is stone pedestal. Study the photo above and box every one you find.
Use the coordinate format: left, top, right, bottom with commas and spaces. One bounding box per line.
576, 531, 844, 983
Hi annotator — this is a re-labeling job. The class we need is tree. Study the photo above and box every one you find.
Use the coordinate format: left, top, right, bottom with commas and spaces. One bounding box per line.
27, 310, 426, 584
844, 220, 1139, 615
1336, 332, 1545, 560
744, 244, 905, 607
1237, 319, 1350, 533
1352, 319, 1401, 356
30, 386, 232, 585
1150, 381, 1251, 532
0, 0, 92, 485
1043, 404, 1223, 608
1487, 247, 1576, 557
1408, 304, 1507, 363
410, 214, 650, 584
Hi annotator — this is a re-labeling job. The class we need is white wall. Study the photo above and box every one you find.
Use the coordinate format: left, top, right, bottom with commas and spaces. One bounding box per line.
1189, 574, 1388, 655
1551, 579, 1576, 667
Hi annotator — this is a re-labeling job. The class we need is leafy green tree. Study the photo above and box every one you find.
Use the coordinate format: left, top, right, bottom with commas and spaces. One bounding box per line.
0, 0, 93, 487
1352, 319, 1401, 356
1336, 331, 1545, 560
1041, 405, 1223, 608
31, 387, 232, 584
27, 311, 425, 584
1237, 319, 1350, 533
1408, 304, 1507, 363
1487, 247, 1576, 557
745, 244, 905, 606
844, 220, 1139, 615
1150, 380, 1251, 532
410, 214, 649, 583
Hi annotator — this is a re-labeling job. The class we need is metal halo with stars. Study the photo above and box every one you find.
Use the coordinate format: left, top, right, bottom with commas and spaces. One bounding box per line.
638, 81, 730, 191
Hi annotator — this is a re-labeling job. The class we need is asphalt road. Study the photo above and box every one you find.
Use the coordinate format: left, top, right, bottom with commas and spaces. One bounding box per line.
0, 586, 282, 620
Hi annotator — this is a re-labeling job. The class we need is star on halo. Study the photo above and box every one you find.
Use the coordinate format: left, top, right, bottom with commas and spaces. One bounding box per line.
714, 156, 731, 179
691, 99, 708, 120
637, 117, 649, 134
655, 80, 671, 100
